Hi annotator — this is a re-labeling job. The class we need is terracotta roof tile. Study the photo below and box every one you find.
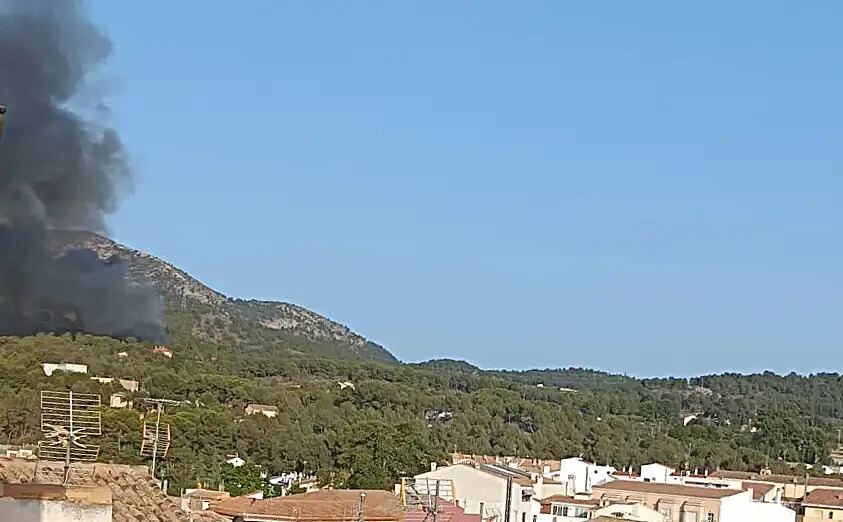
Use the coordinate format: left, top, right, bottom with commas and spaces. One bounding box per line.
709, 470, 843, 488
214, 489, 402, 521
539, 495, 600, 506
593, 480, 743, 500
804, 488, 843, 508
0, 458, 225, 522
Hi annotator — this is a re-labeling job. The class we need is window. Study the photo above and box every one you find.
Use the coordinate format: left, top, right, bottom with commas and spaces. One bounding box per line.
522, 513, 526, 522
829, 512, 834, 520
707, 514, 715, 522
551, 504, 564, 516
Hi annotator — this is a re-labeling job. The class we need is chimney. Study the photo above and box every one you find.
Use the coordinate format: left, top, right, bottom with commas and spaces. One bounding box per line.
431, 462, 438, 472
775, 488, 782, 504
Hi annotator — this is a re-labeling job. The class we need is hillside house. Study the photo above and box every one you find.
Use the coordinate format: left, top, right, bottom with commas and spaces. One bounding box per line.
245, 404, 278, 418
109, 393, 131, 409
226, 456, 246, 468
152, 346, 173, 358
42, 362, 88, 376
91, 377, 139, 392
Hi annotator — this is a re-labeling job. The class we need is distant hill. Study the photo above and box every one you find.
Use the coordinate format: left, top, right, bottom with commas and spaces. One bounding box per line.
414, 358, 482, 374
49, 230, 397, 363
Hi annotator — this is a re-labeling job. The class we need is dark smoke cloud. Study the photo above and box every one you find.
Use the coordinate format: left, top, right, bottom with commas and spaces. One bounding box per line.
0, 0, 166, 341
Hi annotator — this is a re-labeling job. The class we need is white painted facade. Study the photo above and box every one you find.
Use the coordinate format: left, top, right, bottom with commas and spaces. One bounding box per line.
42, 362, 88, 376
226, 456, 246, 467
718, 490, 795, 522
414, 464, 537, 522
640, 463, 678, 484
549, 458, 616, 494
594, 502, 668, 521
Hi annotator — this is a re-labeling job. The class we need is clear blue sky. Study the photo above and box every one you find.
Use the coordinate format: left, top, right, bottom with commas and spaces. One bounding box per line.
88, 2, 843, 377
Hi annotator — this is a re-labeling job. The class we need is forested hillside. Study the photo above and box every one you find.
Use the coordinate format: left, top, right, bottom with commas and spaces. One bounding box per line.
1, 334, 840, 495
49, 230, 396, 363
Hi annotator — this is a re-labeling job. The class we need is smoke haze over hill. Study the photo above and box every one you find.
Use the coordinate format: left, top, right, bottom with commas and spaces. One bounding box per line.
0, 0, 166, 341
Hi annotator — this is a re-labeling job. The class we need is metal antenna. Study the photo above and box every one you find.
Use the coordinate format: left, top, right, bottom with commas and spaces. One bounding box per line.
39, 390, 102, 484
139, 397, 179, 485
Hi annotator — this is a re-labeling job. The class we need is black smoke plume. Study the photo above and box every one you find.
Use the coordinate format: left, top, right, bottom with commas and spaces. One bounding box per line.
0, 0, 166, 341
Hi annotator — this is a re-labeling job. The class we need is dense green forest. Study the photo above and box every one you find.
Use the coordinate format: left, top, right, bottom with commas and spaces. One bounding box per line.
0, 334, 840, 495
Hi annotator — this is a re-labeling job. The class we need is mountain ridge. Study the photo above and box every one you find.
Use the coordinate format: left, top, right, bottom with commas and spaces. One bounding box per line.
48, 230, 398, 363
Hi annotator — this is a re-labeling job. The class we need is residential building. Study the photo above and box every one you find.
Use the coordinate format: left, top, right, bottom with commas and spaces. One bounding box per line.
42, 362, 88, 376
548, 458, 616, 494
451, 453, 562, 476
0, 444, 37, 460
707, 470, 843, 500
592, 480, 795, 522
0, 458, 224, 522
802, 488, 843, 521
536, 494, 599, 521
213, 489, 401, 522
182, 489, 232, 513
152, 346, 173, 357
593, 502, 668, 521
407, 463, 551, 522
109, 393, 132, 409
245, 404, 278, 418
91, 377, 139, 392
226, 456, 246, 468
640, 464, 678, 484
0, 483, 112, 522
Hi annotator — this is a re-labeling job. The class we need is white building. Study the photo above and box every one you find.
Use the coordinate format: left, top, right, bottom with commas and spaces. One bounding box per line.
594, 502, 668, 521
640, 463, 678, 484
109, 393, 131, 409
535, 494, 600, 522
91, 377, 139, 392
225, 456, 246, 468
245, 404, 278, 418
407, 463, 555, 522
42, 362, 88, 376
548, 458, 616, 494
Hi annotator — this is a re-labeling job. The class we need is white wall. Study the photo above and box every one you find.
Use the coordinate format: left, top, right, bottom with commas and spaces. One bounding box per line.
0, 498, 111, 522
640, 464, 675, 484
416, 465, 508, 518
719, 491, 795, 522
554, 458, 616, 494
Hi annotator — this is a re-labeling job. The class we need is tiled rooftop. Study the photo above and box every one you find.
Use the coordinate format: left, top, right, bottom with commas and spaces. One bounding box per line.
539, 495, 600, 506
214, 489, 402, 521
593, 480, 744, 500
0, 458, 225, 522
803, 488, 843, 508
709, 470, 843, 488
